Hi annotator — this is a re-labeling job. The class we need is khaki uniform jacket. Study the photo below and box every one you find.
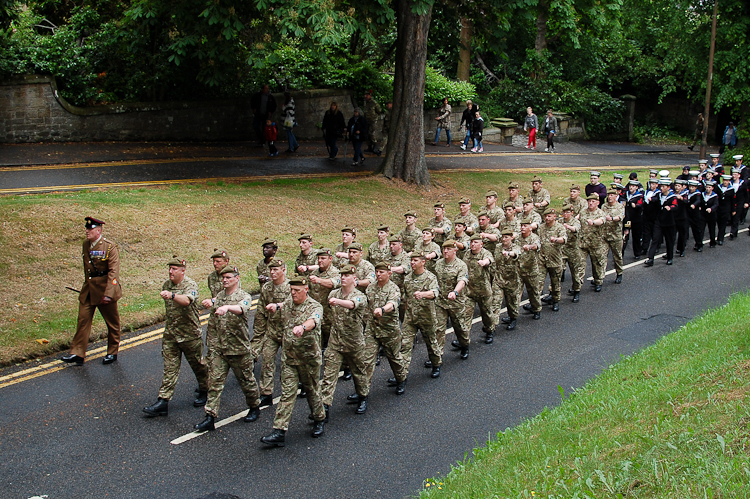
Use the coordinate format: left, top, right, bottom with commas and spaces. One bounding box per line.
365, 281, 401, 337
434, 257, 469, 311
80, 237, 122, 305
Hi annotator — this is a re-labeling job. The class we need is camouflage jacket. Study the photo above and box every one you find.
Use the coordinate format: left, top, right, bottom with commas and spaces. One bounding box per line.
363, 98, 382, 123
429, 217, 453, 245
280, 295, 323, 366
601, 202, 625, 240
398, 226, 422, 253
477, 225, 501, 254
415, 240, 442, 274
328, 287, 368, 353
385, 250, 411, 290
579, 208, 606, 249
454, 213, 479, 235
528, 188, 551, 215
537, 222, 567, 268
367, 241, 390, 265
365, 280, 401, 337
403, 269, 439, 319
254, 278, 290, 341
295, 251, 318, 276
564, 196, 588, 217
517, 232, 542, 276
207, 270, 223, 298
494, 244, 522, 285
498, 217, 521, 238
162, 276, 201, 342
207, 288, 254, 356
463, 248, 495, 297
308, 265, 341, 321
434, 257, 469, 311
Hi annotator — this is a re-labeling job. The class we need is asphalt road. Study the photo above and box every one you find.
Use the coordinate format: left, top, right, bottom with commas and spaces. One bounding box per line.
2, 229, 749, 499
0, 140, 696, 195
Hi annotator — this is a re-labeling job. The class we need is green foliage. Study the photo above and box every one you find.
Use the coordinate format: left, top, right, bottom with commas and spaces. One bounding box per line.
424, 66, 475, 108
633, 121, 690, 145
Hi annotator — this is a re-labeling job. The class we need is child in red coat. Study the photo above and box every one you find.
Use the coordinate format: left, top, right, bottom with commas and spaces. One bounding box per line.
264, 119, 278, 156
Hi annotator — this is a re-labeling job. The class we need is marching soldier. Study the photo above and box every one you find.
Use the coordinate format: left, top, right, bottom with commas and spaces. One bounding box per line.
564, 184, 587, 217
434, 241, 471, 354
499, 202, 521, 237
428, 203, 452, 246
601, 189, 625, 282
518, 217, 543, 320
347, 243, 376, 292
483, 190, 504, 227
623, 180, 644, 258
520, 197, 542, 231
579, 194, 607, 292
385, 235, 411, 321
528, 176, 551, 215
537, 208, 567, 311
143, 257, 208, 417
686, 179, 705, 251
62, 217, 122, 366
503, 182, 524, 213
308, 248, 341, 350
673, 180, 690, 256
716, 175, 734, 245
401, 252, 442, 378
333, 227, 356, 268
295, 234, 318, 276
208, 249, 230, 298
195, 266, 261, 432
398, 211, 422, 253
454, 198, 479, 235
367, 225, 391, 265
463, 235, 497, 342
451, 221, 471, 259
560, 205, 585, 303
415, 227, 441, 274
496, 228, 523, 330
645, 179, 678, 266
260, 276, 326, 447
257, 238, 278, 287
702, 180, 719, 247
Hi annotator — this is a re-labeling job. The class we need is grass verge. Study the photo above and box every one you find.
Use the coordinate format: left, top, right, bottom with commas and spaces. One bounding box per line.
0, 168, 642, 365
419, 291, 750, 498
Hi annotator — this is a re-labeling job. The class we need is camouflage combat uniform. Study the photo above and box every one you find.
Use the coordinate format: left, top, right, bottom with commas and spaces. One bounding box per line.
537, 221, 567, 303
256, 258, 272, 285
463, 247, 497, 332
434, 257, 471, 351
529, 188, 551, 215
207, 270, 223, 299
321, 287, 370, 405
295, 251, 318, 276
453, 233, 471, 260
601, 201, 625, 276
158, 276, 208, 400
517, 232, 543, 313
204, 288, 260, 418
429, 217, 453, 246
367, 241, 390, 265
254, 278, 291, 397
400, 269, 441, 372
272, 295, 326, 431
308, 265, 341, 348
579, 208, 607, 286
352, 258, 376, 291
494, 243, 522, 320
415, 240, 442, 274
564, 196, 588, 217
398, 227, 422, 253
561, 216, 585, 292
498, 216, 521, 238
454, 213, 479, 235
363, 280, 407, 386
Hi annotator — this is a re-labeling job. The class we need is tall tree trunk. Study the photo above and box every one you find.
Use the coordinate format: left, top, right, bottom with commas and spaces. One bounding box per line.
374, 0, 432, 186
535, 0, 549, 54
457, 17, 473, 82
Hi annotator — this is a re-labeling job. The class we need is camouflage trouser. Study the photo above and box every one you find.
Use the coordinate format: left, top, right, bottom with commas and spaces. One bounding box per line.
204, 352, 260, 417
519, 272, 542, 313
401, 314, 441, 373
491, 275, 505, 324
500, 278, 522, 319
464, 292, 496, 332
321, 319, 332, 350
363, 329, 407, 387
580, 244, 607, 285
321, 348, 369, 406
259, 329, 283, 396
158, 336, 208, 400
604, 235, 624, 275
273, 361, 325, 431
563, 247, 585, 292
543, 265, 563, 303
436, 303, 471, 351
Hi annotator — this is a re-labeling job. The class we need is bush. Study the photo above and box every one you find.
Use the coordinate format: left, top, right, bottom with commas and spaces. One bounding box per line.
424, 66, 475, 109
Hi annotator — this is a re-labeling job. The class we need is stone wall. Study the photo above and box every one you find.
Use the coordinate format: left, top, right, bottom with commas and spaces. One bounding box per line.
0, 75, 355, 143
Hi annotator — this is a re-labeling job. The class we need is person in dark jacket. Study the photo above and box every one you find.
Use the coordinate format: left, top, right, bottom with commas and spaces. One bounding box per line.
322, 102, 346, 161
686, 180, 705, 251
458, 100, 478, 151
471, 110, 484, 153
623, 180, 644, 258
645, 179, 678, 266
702, 181, 719, 247
251, 84, 277, 145
716, 175, 735, 245
348, 108, 369, 166
543, 109, 557, 153
673, 180, 689, 257
641, 178, 660, 256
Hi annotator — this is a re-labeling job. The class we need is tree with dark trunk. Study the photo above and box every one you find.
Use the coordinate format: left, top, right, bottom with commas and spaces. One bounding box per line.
374, 0, 433, 187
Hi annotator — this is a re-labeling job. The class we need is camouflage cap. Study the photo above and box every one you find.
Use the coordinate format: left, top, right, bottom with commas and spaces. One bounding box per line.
508, 181, 520, 189
410, 251, 427, 259
387, 235, 402, 243
377, 224, 390, 232
519, 216, 533, 225
586, 193, 600, 200
298, 233, 312, 241
268, 258, 285, 268
562, 203, 574, 212
341, 226, 356, 234
261, 237, 277, 247
421, 226, 434, 233
404, 211, 417, 218
167, 255, 187, 267
500, 227, 514, 236
570, 184, 581, 191
532, 175, 543, 183
442, 240, 458, 248
458, 197, 471, 205
502, 201, 516, 210
374, 262, 390, 271
469, 234, 483, 241
219, 265, 239, 275
522, 197, 534, 204
477, 210, 490, 219
289, 275, 309, 286
339, 264, 357, 275
317, 247, 333, 256
348, 242, 363, 251
433, 202, 445, 209
210, 248, 229, 259
542, 207, 556, 216
485, 190, 498, 197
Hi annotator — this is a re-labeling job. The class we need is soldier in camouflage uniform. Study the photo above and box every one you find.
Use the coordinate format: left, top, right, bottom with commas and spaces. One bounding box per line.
308, 248, 341, 349
398, 211, 422, 253
260, 276, 326, 446
333, 227, 356, 268
295, 233, 318, 276
194, 266, 261, 432
207, 249, 230, 299
257, 238, 278, 287
579, 193, 607, 292
483, 190, 505, 228
564, 184, 587, 217
320, 265, 370, 415
503, 182, 524, 214
452, 221, 471, 260
363, 91, 382, 154
478, 211, 503, 321
499, 202, 521, 238
537, 208, 567, 311
385, 235, 411, 321
454, 198, 479, 235
429, 203, 453, 246
347, 243, 376, 292
528, 176, 551, 216
496, 228, 523, 330
367, 225, 391, 265
560, 204, 585, 303
415, 227, 441, 274
521, 197, 543, 231
254, 259, 291, 408
435, 241, 472, 355
601, 189, 625, 283
463, 235, 497, 341
364, 262, 407, 395
518, 217, 543, 320
401, 253, 442, 378
143, 257, 208, 417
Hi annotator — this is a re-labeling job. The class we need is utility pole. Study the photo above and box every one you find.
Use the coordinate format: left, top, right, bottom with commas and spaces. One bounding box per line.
699, 0, 719, 159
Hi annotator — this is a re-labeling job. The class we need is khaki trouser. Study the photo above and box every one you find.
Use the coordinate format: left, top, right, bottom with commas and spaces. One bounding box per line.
273, 361, 325, 431
204, 352, 260, 417
70, 300, 121, 358
158, 336, 207, 400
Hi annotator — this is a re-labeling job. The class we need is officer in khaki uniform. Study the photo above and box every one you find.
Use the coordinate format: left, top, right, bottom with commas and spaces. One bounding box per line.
365, 262, 408, 395
62, 217, 122, 366
463, 234, 497, 341
434, 241, 472, 355
257, 238, 279, 287
401, 252, 442, 378
195, 266, 261, 432
261, 276, 326, 447
254, 259, 291, 408
537, 208, 567, 311
207, 249, 230, 298
143, 257, 209, 417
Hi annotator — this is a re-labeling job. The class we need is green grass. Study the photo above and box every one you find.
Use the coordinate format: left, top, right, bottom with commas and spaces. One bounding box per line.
0, 168, 643, 365
420, 292, 750, 498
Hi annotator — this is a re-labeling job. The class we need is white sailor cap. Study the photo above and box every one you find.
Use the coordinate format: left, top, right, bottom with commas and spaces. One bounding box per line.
698, 159, 708, 164
688, 180, 701, 186
709, 153, 720, 158
689, 170, 700, 176
733, 155, 744, 161
658, 178, 672, 185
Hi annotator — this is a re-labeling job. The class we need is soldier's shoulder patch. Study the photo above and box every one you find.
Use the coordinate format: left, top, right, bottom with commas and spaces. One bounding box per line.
242, 300, 249, 307
190, 289, 197, 297
112, 278, 118, 285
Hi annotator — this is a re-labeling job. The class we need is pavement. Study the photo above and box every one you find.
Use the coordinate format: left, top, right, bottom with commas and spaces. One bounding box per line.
0, 138, 704, 195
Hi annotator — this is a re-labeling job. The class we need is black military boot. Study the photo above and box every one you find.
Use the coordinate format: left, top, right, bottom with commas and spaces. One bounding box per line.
541, 294, 553, 304
311, 420, 325, 438
501, 316, 513, 324
506, 319, 517, 330
395, 379, 407, 395
341, 368, 352, 381
346, 393, 359, 404
193, 391, 207, 407
431, 366, 441, 378
243, 406, 260, 422
260, 429, 286, 447
460, 346, 469, 359
572, 291, 580, 303
450, 340, 462, 350
194, 415, 216, 432
356, 396, 368, 415
259, 394, 273, 408
143, 398, 169, 417
386, 377, 398, 386
551, 302, 560, 312
424, 360, 432, 368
